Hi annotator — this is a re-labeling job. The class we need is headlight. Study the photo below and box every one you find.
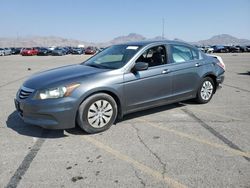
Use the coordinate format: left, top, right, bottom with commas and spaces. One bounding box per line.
36, 83, 80, 100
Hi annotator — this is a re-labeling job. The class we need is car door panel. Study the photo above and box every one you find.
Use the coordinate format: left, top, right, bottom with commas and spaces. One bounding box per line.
170, 61, 202, 99
169, 44, 204, 100
123, 65, 172, 113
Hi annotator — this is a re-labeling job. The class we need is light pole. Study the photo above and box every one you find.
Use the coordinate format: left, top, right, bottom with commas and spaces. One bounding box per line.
162, 18, 165, 40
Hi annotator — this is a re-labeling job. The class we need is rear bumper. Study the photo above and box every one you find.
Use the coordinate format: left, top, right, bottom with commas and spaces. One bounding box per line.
14, 97, 78, 129
216, 74, 225, 89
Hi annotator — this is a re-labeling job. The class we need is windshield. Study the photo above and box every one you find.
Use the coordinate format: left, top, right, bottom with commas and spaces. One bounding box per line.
82, 45, 141, 69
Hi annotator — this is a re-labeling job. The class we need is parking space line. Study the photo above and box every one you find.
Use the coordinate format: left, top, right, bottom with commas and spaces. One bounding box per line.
0, 75, 29, 88
191, 105, 250, 109
137, 118, 250, 158
186, 107, 241, 121
6, 130, 49, 188
182, 108, 250, 162
224, 84, 250, 93
83, 136, 187, 188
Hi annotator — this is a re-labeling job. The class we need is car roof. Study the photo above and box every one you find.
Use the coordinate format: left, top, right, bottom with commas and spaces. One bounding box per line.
119, 40, 192, 47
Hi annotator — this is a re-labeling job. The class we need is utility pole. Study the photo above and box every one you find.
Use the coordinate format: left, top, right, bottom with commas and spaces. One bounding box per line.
16, 32, 19, 47
162, 18, 165, 40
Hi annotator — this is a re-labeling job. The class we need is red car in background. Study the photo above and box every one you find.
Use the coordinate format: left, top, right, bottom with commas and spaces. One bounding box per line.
85, 46, 97, 55
21, 48, 38, 56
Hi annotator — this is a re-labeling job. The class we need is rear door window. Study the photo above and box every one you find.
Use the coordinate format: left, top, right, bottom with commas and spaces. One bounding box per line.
170, 45, 203, 63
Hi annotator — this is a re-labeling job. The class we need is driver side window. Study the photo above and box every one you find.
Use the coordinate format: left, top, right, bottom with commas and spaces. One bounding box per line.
136, 45, 167, 67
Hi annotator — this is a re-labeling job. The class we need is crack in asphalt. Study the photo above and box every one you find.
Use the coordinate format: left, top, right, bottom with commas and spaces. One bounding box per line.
133, 168, 146, 188
133, 126, 167, 179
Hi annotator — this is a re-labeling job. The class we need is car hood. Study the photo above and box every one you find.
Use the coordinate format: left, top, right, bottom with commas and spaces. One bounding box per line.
23, 64, 108, 90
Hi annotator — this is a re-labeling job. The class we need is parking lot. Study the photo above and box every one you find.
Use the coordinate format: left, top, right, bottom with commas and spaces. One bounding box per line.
0, 53, 250, 188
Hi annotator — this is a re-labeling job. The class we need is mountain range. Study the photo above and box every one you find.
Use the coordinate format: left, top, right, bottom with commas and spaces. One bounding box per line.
0, 33, 249, 48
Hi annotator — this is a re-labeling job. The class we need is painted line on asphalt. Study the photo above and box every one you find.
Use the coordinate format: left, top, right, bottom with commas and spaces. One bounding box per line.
223, 84, 250, 93
0, 75, 29, 88
137, 118, 250, 158
182, 108, 250, 162
191, 105, 250, 110
186, 108, 241, 121
5, 130, 49, 188
83, 136, 187, 188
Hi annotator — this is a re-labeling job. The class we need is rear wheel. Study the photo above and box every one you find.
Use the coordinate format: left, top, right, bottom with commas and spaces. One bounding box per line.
196, 77, 215, 104
77, 93, 117, 133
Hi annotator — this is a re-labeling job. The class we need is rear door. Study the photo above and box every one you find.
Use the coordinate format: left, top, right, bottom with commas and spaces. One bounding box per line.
168, 44, 203, 100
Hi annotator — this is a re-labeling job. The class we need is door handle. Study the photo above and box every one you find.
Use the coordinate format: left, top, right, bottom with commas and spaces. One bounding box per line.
162, 69, 171, 74
195, 63, 200, 67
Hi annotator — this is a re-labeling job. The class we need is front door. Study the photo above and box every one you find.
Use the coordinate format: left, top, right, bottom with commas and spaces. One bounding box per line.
123, 45, 172, 113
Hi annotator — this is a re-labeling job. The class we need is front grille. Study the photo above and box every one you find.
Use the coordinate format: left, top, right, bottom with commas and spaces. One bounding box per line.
19, 86, 34, 99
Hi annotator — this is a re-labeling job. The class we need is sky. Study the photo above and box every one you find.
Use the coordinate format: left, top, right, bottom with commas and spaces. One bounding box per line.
0, 0, 249, 42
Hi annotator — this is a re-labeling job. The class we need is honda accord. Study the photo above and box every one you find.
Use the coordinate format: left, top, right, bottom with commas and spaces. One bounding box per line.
15, 40, 225, 133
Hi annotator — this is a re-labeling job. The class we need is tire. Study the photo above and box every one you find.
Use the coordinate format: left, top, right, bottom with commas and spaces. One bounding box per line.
77, 93, 118, 134
196, 77, 215, 104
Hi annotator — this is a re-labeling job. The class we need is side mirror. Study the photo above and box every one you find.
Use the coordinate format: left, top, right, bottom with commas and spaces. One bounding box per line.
133, 62, 148, 72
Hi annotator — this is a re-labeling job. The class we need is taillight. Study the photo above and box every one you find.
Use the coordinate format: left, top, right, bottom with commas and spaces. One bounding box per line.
216, 59, 225, 70
213, 55, 225, 70
217, 61, 225, 70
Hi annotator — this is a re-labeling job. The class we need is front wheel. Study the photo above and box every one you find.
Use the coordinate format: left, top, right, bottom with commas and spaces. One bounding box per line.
77, 93, 118, 134
196, 77, 215, 104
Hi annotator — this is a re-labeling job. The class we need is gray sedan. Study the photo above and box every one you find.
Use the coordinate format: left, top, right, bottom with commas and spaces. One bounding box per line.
15, 40, 225, 133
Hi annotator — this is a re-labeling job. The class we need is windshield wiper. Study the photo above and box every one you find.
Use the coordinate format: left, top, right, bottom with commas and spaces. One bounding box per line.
86, 64, 102, 68
86, 64, 115, 69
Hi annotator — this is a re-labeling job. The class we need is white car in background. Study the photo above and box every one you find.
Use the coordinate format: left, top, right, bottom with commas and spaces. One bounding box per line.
4, 48, 12, 55
0, 48, 5, 56
48, 46, 56, 51
204, 46, 214, 53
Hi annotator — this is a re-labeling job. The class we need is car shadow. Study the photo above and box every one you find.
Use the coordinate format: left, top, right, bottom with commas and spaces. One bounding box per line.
118, 102, 186, 123
6, 111, 67, 138
7, 102, 190, 137
65, 126, 89, 135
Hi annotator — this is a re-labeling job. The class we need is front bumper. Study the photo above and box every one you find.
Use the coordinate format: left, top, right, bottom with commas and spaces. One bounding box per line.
14, 97, 78, 129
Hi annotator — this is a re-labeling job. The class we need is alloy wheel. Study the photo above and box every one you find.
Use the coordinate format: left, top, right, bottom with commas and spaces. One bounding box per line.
87, 100, 113, 128
200, 81, 213, 100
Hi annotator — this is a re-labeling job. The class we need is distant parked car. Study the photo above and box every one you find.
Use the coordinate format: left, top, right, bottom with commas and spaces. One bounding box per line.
11, 48, 22, 55
0, 48, 5, 56
212, 45, 227, 53
85, 46, 97, 55
235, 45, 248, 52
246, 46, 250, 52
204, 46, 214, 53
52, 47, 67, 56
21, 48, 38, 56
48, 46, 56, 51
224, 46, 240, 53
3, 48, 12, 55
64, 47, 72, 54
71, 47, 84, 55
37, 48, 52, 56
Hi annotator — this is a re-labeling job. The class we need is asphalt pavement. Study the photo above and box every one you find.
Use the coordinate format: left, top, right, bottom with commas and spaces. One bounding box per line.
0, 53, 249, 188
